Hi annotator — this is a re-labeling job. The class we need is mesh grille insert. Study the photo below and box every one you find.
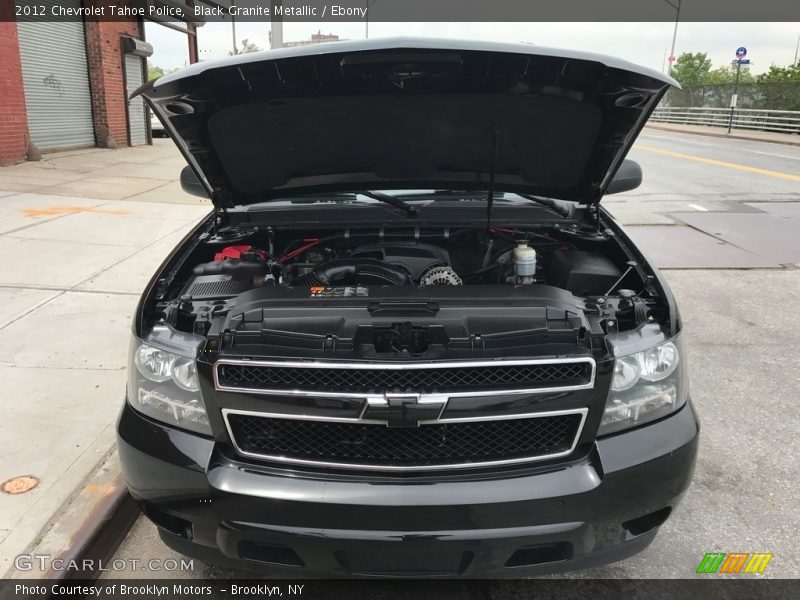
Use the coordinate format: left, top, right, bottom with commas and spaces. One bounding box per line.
226, 412, 582, 469
217, 361, 591, 393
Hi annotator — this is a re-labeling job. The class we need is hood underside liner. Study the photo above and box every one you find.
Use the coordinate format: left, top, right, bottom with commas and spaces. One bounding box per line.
142, 38, 674, 208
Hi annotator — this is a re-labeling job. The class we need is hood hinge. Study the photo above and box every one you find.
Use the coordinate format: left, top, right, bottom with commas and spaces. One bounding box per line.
212, 206, 228, 237
590, 191, 603, 231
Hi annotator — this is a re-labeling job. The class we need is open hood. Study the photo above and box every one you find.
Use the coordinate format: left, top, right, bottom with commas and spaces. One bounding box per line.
139, 38, 676, 209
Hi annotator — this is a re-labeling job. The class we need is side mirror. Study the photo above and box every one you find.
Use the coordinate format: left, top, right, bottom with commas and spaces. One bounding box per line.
180, 166, 208, 198
606, 159, 642, 195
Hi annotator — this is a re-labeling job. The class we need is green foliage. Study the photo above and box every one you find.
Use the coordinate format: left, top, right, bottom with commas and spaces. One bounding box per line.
671, 52, 753, 86
705, 66, 754, 85
147, 65, 178, 81
757, 64, 800, 83
664, 53, 798, 110
670, 52, 712, 86
751, 64, 800, 109
148, 65, 166, 81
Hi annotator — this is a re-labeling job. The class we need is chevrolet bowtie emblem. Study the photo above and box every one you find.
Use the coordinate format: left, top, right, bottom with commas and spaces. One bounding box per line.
362, 393, 447, 428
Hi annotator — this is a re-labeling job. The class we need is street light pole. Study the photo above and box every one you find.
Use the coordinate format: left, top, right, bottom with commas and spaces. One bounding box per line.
271, 0, 283, 49
231, 0, 237, 54
365, 0, 377, 39
794, 34, 799, 65
664, 0, 681, 75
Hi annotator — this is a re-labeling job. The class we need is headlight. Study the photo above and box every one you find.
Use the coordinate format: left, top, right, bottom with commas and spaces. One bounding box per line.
172, 357, 200, 392
134, 344, 174, 382
599, 336, 687, 435
127, 337, 210, 435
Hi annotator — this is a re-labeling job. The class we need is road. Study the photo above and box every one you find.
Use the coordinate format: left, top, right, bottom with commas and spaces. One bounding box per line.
634, 129, 800, 194
104, 130, 800, 582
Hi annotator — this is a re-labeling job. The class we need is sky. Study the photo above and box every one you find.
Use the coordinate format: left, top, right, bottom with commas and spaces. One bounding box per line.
145, 21, 800, 76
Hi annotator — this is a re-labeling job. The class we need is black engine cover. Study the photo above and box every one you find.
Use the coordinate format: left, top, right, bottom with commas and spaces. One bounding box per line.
350, 242, 450, 281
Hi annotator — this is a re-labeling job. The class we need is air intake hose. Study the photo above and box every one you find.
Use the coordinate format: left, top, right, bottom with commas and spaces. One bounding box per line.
294, 259, 410, 287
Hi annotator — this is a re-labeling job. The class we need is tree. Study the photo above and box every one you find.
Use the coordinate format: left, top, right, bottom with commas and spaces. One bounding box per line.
148, 65, 166, 81
757, 64, 800, 82
705, 65, 754, 85
229, 38, 262, 56
755, 64, 800, 110
665, 53, 758, 107
147, 65, 178, 81
670, 52, 712, 86
664, 55, 800, 110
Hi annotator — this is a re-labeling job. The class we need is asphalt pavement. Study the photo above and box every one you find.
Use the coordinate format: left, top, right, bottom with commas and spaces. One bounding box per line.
100, 129, 800, 580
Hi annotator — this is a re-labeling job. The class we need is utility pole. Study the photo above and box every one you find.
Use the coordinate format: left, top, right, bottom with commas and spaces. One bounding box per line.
664, 0, 681, 75
271, 0, 283, 48
231, 0, 237, 54
365, 0, 377, 39
794, 34, 799, 65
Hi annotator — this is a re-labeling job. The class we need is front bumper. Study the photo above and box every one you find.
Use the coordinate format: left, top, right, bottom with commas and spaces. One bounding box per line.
117, 399, 698, 577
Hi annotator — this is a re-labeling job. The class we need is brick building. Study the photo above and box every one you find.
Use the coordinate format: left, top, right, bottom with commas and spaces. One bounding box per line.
0, 0, 199, 165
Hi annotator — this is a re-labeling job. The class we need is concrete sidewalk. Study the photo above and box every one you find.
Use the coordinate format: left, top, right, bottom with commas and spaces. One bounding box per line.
645, 122, 800, 147
0, 141, 210, 575
0, 139, 200, 203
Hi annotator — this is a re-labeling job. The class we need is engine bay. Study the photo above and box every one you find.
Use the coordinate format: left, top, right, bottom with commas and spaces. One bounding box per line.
181, 225, 632, 290
151, 223, 662, 359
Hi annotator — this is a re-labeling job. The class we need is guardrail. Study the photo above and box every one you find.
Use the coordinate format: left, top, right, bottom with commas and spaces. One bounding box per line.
650, 106, 800, 135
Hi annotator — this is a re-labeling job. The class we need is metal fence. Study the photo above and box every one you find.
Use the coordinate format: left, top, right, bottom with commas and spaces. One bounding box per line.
662, 82, 800, 111
650, 106, 800, 134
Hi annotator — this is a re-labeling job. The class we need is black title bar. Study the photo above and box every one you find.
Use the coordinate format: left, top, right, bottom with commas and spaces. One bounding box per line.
7, 0, 800, 23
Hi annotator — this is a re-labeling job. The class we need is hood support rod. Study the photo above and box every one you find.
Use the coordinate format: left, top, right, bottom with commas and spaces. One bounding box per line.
485, 126, 500, 231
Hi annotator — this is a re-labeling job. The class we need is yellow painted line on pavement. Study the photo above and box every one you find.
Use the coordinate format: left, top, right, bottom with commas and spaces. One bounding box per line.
636, 144, 800, 182
22, 205, 129, 218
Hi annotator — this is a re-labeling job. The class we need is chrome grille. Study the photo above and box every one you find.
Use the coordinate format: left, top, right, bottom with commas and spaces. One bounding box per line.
224, 410, 586, 471
216, 357, 594, 471
215, 358, 594, 395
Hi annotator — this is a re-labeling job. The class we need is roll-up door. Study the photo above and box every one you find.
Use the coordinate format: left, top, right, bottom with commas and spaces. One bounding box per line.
16, 0, 95, 150
125, 54, 148, 146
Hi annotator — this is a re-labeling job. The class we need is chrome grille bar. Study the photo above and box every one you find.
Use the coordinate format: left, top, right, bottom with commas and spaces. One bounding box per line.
222, 407, 589, 472
214, 356, 596, 399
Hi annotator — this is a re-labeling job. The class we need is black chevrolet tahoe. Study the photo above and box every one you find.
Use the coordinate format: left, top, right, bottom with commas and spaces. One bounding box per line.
118, 38, 698, 577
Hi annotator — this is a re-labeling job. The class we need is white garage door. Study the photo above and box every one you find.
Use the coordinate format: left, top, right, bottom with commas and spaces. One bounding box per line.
16, 0, 95, 150
125, 53, 148, 146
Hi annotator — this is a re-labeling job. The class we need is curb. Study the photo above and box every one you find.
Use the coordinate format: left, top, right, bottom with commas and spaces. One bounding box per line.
645, 123, 800, 147
5, 451, 140, 586
43, 475, 139, 583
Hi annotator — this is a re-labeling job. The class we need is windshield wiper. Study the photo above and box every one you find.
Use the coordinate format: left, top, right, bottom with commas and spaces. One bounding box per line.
362, 190, 418, 217
518, 194, 572, 218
